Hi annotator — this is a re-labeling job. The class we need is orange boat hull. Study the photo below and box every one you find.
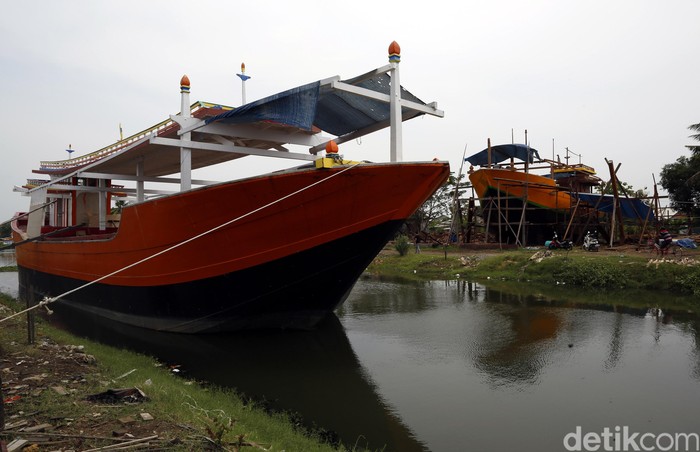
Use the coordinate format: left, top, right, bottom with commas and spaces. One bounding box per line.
14, 162, 449, 332
468, 168, 574, 245
469, 168, 571, 211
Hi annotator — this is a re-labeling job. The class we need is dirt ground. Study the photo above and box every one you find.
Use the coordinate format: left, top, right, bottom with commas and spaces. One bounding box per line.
0, 309, 206, 451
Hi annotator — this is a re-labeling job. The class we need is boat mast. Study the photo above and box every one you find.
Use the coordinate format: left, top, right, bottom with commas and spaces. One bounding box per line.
388, 41, 402, 162
236, 62, 251, 105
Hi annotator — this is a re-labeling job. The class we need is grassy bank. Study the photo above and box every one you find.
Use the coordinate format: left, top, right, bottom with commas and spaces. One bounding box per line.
366, 246, 700, 310
0, 293, 342, 451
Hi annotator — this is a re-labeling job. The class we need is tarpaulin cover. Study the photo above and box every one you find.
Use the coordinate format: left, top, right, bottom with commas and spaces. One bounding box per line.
465, 144, 541, 166
205, 74, 427, 137
576, 193, 655, 221
205, 82, 321, 131
677, 238, 697, 249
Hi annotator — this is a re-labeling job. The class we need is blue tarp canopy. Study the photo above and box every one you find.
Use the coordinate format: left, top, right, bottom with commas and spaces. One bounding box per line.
465, 144, 541, 166
205, 73, 427, 137
576, 193, 655, 221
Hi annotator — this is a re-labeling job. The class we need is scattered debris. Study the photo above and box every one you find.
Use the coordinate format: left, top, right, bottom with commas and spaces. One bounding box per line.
118, 415, 137, 425
51, 385, 69, 396
86, 387, 148, 404
22, 422, 53, 433
1, 305, 254, 451
81, 434, 160, 452
529, 250, 553, 263
647, 257, 699, 268
459, 255, 480, 268
6, 438, 29, 452
3, 395, 21, 404
3, 419, 28, 429
113, 368, 137, 381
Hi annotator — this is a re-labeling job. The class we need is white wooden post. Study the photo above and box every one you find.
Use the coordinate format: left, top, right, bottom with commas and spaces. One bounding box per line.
237, 62, 251, 105
98, 178, 106, 230
136, 157, 145, 202
388, 41, 402, 163
180, 75, 192, 191
26, 188, 47, 238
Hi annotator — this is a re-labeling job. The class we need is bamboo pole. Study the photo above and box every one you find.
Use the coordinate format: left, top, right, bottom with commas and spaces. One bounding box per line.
497, 184, 502, 249
484, 198, 492, 244
638, 202, 653, 248
466, 197, 474, 243
1, 369, 4, 430
606, 159, 625, 246
564, 199, 580, 240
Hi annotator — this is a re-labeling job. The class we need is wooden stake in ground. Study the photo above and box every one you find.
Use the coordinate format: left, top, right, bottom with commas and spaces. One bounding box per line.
1, 369, 4, 430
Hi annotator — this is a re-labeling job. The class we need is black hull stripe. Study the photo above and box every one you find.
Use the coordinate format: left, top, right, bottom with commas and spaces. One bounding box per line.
19, 221, 402, 333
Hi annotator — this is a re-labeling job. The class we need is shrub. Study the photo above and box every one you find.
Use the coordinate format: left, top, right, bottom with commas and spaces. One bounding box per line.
394, 234, 410, 256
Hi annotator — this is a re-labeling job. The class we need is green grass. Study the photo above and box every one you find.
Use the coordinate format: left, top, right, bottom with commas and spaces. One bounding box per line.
496, 250, 700, 295
0, 292, 345, 451
367, 247, 466, 280
366, 247, 700, 313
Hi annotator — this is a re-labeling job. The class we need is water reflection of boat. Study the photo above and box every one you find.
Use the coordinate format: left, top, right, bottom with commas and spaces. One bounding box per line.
472, 304, 562, 386
50, 307, 426, 452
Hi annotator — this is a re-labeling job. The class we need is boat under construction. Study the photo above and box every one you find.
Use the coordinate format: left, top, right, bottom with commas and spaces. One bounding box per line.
464, 142, 655, 246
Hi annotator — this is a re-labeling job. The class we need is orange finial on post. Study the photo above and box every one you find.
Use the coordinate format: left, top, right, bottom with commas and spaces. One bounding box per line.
388, 41, 401, 63
325, 140, 339, 154
180, 75, 191, 93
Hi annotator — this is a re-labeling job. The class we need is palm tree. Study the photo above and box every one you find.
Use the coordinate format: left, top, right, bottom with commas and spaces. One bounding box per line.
688, 122, 700, 155
660, 123, 700, 215
685, 123, 700, 186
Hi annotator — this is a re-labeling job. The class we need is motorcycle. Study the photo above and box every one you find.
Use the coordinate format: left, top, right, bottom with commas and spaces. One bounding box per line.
545, 232, 573, 251
582, 230, 600, 252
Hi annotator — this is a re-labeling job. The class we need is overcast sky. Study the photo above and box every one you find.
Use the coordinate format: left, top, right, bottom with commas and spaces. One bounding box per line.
1, 1, 698, 222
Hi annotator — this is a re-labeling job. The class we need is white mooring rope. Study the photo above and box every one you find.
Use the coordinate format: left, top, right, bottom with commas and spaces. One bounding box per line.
0, 163, 361, 324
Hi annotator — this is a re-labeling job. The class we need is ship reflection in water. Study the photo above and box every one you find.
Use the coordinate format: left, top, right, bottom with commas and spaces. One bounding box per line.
51, 303, 425, 451
338, 277, 700, 451
38, 276, 700, 452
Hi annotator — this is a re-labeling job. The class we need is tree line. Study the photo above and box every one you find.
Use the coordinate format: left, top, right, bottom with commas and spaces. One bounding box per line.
660, 122, 700, 217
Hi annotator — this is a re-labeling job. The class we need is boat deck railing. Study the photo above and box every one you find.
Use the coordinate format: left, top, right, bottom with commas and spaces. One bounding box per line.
39, 102, 232, 172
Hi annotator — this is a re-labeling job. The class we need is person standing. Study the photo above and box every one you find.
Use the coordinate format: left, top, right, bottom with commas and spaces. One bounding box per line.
658, 228, 673, 255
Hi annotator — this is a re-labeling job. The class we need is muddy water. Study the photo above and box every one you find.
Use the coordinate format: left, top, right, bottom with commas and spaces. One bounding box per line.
338, 279, 700, 450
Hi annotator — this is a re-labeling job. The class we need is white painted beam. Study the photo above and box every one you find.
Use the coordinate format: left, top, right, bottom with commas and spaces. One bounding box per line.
149, 136, 316, 161
187, 122, 328, 146
330, 80, 444, 118
79, 172, 219, 186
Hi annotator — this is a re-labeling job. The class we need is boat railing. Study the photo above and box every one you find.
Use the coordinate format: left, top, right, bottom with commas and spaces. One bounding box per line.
39, 119, 179, 171
38, 102, 232, 172
552, 163, 596, 174
39, 225, 118, 241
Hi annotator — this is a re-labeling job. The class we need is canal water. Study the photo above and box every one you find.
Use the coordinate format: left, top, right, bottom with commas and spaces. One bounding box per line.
0, 251, 17, 297
1, 269, 699, 451
0, 250, 15, 267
